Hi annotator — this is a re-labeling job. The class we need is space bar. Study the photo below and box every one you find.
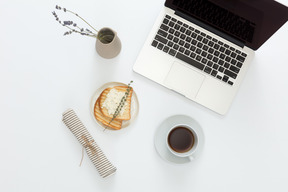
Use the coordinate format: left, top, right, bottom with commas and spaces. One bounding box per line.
176, 53, 205, 70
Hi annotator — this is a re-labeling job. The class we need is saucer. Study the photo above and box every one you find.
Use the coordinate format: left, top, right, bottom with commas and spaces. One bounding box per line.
154, 115, 204, 164
90, 82, 139, 130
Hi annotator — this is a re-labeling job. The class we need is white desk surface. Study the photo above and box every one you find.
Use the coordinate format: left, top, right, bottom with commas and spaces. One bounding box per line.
1, 0, 288, 191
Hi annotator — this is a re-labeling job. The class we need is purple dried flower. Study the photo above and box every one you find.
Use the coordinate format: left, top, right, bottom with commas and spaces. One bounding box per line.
52, 5, 99, 38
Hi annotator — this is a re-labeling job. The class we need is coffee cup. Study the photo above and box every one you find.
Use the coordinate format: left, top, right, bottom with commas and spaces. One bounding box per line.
166, 124, 198, 160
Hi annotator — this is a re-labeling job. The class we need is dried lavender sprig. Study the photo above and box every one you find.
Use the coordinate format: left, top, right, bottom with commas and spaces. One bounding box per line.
52, 10, 97, 38
55, 5, 98, 33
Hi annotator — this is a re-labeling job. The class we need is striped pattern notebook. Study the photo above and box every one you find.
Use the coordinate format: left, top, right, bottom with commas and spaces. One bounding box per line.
62, 109, 117, 178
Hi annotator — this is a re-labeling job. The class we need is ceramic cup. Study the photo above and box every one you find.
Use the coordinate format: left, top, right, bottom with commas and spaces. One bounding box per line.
96, 27, 121, 59
166, 124, 199, 160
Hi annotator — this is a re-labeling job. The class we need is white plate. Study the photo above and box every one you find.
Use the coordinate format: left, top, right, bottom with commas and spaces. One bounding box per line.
90, 82, 139, 130
154, 115, 205, 164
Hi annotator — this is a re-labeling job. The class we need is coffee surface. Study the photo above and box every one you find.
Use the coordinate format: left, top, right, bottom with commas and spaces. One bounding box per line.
168, 126, 194, 153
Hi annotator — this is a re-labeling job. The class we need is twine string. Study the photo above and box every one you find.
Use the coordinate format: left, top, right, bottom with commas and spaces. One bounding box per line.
79, 135, 97, 166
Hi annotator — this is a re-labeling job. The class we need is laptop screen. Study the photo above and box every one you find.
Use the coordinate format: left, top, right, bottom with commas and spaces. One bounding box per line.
165, 0, 288, 50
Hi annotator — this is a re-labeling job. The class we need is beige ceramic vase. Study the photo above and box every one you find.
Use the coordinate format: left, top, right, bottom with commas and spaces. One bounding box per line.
96, 28, 121, 59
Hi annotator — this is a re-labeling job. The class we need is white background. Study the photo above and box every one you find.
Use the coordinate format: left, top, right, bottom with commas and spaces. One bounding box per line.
0, 0, 288, 191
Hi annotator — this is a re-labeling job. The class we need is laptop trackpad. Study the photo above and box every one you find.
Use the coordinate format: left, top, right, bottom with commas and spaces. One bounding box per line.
164, 62, 205, 98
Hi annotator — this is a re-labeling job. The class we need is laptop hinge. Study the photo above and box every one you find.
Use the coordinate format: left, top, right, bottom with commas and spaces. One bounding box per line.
175, 10, 245, 48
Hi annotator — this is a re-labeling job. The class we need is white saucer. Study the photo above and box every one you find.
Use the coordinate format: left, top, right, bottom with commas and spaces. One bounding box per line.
154, 115, 204, 164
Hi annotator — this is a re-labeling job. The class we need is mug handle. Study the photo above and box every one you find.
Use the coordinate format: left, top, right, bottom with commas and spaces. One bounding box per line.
188, 155, 195, 161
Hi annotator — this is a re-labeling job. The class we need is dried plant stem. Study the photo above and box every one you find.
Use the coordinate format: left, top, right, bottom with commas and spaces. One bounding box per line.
65, 9, 99, 33
104, 81, 133, 130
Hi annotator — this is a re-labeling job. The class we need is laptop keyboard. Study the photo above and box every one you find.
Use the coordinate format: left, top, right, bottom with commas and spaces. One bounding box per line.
151, 15, 247, 86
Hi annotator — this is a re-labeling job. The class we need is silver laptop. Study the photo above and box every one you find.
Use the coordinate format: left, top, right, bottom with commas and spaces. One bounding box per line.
133, 0, 288, 115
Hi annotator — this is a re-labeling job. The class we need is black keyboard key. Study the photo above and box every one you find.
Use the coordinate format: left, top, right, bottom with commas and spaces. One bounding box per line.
173, 37, 179, 43
219, 66, 224, 72
157, 29, 168, 38
222, 75, 229, 82
204, 66, 212, 74
191, 39, 197, 45
208, 41, 214, 47
228, 81, 234, 85
203, 45, 209, 51
155, 35, 168, 44
241, 52, 247, 57
157, 43, 164, 50
224, 62, 230, 68
191, 32, 197, 38
197, 42, 203, 48
196, 48, 201, 54
168, 21, 175, 27
213, 64, 219, 70
160, 24, 169, 31
163, 46, 169, 53
225, 49, 231, 55
225, 56, 231, 62
211, 70, 217, 77
190, 46, 196, 52
236, 55, 245, 62
207, 61, 213, 67
179, 47, 185, 53
201, 58, 208, 64
184, 43, 190, 49
230, 65, 240, 73
208, 48, 214, 54
201, 51, 207, 57
176, 53, 205, 70
167, 41, 173, 47
218, 59, 224, 66
174, 24, 180, 30
168, 49, 176, 56
207, 54, 213, 60
212, 57, 219, 63
180, 27, 186, 33
190, 52, 196, 58
186, 37, 192, 43
224, 69, 237, 79
169, 28, 175, 34
197, 36, 203, 41
180, 34, 186, 40
184, 50, 191, 56
219, 47, 225, 52
220, 53, 225, 59
173, 44, 179, 50
185, 30, 192, 36
152, 40, 158, 47
174, 31, 180, 37
236, 62, 243, 68
196, 55, 202, 61
163, 18, 169, 24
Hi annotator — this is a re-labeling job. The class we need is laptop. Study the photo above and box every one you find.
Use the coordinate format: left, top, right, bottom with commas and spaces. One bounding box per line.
133, 0, 288, 115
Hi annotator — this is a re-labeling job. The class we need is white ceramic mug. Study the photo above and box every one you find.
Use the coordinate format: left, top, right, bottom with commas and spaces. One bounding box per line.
166, 124, 199, 160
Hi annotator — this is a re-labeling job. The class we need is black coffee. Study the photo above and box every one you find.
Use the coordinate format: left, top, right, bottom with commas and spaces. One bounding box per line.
168, 126, 194, 153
